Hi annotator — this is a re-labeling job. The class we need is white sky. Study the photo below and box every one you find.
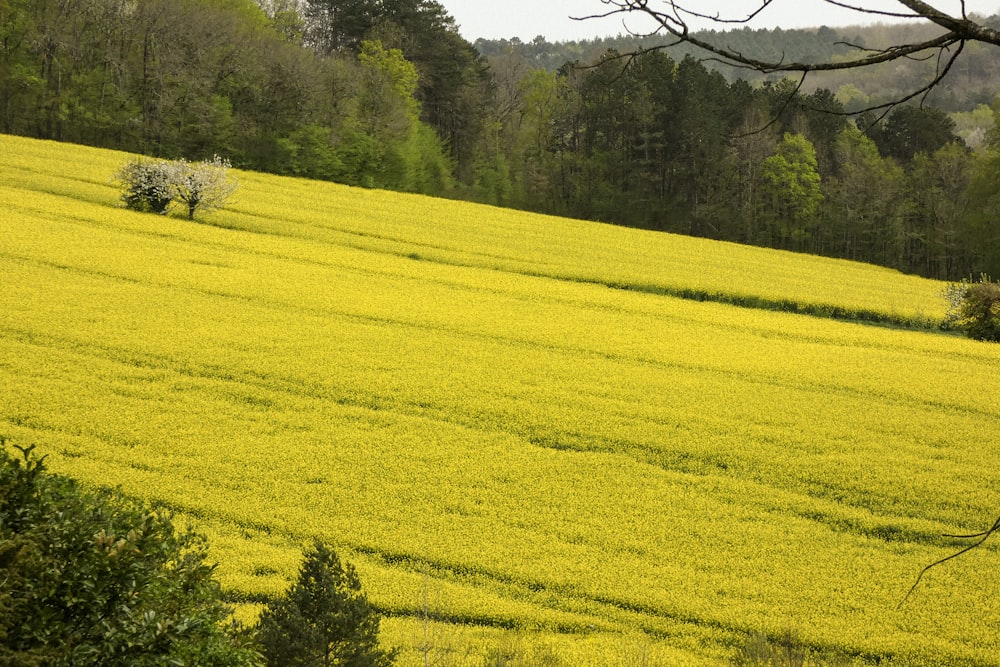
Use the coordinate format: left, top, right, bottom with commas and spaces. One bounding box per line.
438, 0, 1000, 42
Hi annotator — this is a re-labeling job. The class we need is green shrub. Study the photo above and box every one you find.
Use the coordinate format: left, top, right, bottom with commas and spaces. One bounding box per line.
944, 276, 1000, 341
0, 438, 262, 666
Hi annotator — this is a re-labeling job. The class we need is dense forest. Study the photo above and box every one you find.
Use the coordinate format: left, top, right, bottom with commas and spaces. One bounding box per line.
3, 0, 999, 279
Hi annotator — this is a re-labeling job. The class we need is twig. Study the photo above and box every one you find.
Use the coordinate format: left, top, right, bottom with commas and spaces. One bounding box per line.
898, 515, 1000, 609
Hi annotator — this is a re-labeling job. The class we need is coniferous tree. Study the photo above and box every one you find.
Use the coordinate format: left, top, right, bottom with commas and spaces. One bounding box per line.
257, 540, 395, 667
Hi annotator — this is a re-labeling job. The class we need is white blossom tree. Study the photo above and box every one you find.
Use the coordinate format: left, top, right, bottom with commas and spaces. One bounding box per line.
115, 158, 175, 214
115, 155, 238, 220
169, 156, 239, 220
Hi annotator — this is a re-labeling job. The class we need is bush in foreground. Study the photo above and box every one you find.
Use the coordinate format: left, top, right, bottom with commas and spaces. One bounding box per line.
0, 438, 262, 667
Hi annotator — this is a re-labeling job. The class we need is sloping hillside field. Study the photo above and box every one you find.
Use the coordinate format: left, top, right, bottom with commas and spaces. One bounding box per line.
3, 134, 1000, 665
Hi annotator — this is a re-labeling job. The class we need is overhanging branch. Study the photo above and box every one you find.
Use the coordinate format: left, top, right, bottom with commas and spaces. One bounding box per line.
579, 1, 999, 118
591, 1, 1000, 73
899, 515, 1000, 608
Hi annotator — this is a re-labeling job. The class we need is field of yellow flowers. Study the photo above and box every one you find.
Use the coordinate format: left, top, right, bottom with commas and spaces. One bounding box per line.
3, 133, 1000, 665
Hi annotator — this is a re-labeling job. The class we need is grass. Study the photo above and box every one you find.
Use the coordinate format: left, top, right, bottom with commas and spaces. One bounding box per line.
2, 133, 1000, 665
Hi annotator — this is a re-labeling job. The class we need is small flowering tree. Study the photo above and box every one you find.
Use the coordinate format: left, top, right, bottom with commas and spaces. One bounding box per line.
169, 156, 238, 220
115, 158, 174, 214
115, 155, 237, 220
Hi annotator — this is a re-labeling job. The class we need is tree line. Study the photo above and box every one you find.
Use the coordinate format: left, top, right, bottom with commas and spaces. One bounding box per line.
487, 49, 1000, 280
2, 0, 999, 280
0, 0, 485, 194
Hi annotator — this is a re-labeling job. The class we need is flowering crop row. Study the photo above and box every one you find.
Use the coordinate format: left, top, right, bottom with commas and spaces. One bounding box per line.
2, 134, 999, 665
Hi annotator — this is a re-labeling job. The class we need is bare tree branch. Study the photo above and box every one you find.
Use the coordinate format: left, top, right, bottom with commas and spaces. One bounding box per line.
816, 0, 920, 20
585, 1, 1000, 112
819, 38, 965, 117
898, 515, 1000, 609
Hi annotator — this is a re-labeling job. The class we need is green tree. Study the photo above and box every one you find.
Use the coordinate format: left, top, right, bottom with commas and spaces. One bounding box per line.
825, 126, 906, 264
875, 105, 962, 164
760, 133, 824, 250
960, 100, 1000, 277
730, 101, 779, 244
298, 0, 490, 183
256, 540, 396, 667
272, 125, 347, 182
351, 39, 453, 194
0, 0, 45, 135
504, 67, 565, 208
906, 142, 976, 279
301, 0, 375, 55
0, 439, 261, 667
669, 56, 741, 237
358, 39, 420, 130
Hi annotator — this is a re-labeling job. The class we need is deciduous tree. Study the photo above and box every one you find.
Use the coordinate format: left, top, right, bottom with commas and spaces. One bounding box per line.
0, 440, 261, 667
944, 276, 1000, 341
115, 157, 175, 214
169, 156, 239, 220
760, 133, 824, 249
907, 141, 976, 278
826, 125, 906, 264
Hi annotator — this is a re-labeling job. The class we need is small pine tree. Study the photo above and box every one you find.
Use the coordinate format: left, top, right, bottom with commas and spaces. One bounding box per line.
257, 540, 396, 667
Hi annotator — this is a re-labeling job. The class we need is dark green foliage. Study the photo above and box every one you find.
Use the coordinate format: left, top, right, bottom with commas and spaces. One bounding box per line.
872, 105, 962, 163
0, 439, 262, 667
945, 277, 1000, 341
272, 125, 347, 182
302, 0, 375, 54
257, 540, 395, 667
300, 0, 491, 179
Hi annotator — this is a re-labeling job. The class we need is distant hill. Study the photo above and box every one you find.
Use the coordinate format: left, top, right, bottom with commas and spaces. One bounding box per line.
474, 15, 1000, 112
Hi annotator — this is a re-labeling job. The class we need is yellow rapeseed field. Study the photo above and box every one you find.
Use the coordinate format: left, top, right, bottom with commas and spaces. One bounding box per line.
2, 133, 999, 665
